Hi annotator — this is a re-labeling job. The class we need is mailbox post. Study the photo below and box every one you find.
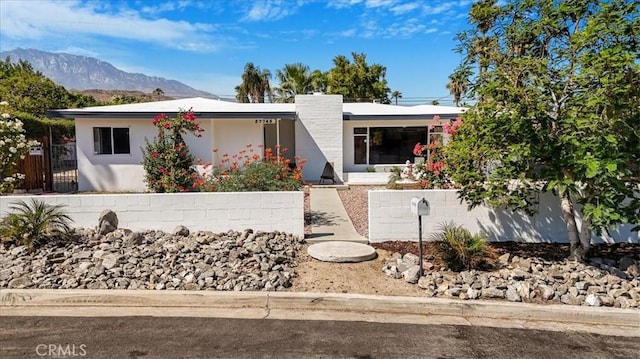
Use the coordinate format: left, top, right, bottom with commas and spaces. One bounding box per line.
410, 197, 430, 276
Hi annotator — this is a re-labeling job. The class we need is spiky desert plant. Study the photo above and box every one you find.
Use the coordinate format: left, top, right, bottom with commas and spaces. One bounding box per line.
2, 199, 73, 249
429, 221, 494, 271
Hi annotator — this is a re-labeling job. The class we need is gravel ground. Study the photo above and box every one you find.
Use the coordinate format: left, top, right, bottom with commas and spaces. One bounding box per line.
337, 185, 385, 238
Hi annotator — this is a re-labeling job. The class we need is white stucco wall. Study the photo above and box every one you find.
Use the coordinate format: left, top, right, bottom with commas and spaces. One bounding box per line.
368, 189, 639, 244
75, 118, 265, 192
211, 119, 264, 164
295, 94, 343, 183
0, 192, 304, 237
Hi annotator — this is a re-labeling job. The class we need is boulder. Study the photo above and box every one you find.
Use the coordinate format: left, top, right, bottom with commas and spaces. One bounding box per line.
173, 225, 190, 237
98, 210, 118, 235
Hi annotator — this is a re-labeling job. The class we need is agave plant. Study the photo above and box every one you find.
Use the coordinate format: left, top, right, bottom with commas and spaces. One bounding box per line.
2, 199, 73, 249
429, 221, 495, 271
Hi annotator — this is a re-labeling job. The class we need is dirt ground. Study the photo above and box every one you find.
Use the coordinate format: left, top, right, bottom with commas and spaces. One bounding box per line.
290, 244, 429, 296
289, 242, 640, 296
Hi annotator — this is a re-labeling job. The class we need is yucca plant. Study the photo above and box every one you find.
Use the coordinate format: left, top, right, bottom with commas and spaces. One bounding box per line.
1, 199, 73, 249
429, 222, 495, 271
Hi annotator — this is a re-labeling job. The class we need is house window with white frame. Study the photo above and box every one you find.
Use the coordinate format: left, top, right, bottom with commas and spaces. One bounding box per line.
93, 127, 130, 155
353, 126, 429, 165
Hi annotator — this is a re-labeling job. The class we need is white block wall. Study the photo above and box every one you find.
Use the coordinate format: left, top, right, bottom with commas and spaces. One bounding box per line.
368, 189, 639, 244
295, 94, 343, 182
0, 192, 304, 238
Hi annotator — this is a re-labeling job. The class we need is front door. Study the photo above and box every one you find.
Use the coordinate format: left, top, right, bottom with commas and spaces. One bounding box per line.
264, 119, 295, 162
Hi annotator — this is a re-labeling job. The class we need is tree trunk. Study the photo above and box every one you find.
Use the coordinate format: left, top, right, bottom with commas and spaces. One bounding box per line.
560, 190, 588, 261
579, 215, 592, 259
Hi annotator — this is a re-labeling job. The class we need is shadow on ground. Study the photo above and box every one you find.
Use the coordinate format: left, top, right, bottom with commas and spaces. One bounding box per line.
305, 210, 341, 227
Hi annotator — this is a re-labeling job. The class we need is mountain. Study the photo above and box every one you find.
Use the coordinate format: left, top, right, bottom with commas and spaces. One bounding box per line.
0, 48, 219, 99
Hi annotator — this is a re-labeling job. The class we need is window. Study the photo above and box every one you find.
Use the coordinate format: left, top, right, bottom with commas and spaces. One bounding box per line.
353, 128, 368, 164
93, 127, 130, 155
368, 127, 427, 165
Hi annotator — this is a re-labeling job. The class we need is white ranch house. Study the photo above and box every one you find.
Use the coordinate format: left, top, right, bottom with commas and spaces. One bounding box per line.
48, 94, 465, 192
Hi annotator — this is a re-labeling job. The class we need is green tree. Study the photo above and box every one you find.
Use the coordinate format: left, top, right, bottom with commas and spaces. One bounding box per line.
235, 62, 273, 103
446, 0, 640, 261
326, 52, 391, 103
446, 66, 472, 107
0, 58, 97, 142
310, 69, 328, 93
0, 59, 79, 117
273, 63, 314, 103
391, 91, 402, 105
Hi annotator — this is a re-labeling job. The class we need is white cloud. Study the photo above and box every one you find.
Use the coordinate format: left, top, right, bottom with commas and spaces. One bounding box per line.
242, 0, 300, 22
0, 0, 221, 52
55, 46, 99, 58
390, 2, 421, 15
140, 0, 191, 15
423, 3, 456, 15
328, 0, 363, 10
365, 0, 398, 8
340, 29, 357, 37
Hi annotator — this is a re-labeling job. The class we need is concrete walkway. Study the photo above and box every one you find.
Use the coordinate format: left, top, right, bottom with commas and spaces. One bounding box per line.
2, 289, 638, 337
307, 187, 368, 244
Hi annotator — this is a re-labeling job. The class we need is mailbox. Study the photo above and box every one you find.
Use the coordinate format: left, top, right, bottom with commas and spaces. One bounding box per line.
410, 197, 430, 216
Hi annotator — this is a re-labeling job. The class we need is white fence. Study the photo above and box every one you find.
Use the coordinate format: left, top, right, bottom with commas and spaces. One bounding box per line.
368, 189, 639, 244
0, 192, 305, 237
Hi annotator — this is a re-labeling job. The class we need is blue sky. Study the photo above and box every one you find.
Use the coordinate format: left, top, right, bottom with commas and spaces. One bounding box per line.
0, 0, 475, 104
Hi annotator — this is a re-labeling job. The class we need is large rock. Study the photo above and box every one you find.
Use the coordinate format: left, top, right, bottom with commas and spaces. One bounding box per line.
98, 210, 118, 235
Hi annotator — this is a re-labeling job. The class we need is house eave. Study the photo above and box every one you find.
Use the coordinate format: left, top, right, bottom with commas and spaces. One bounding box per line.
343, 114, 460, 121
46, 110, 298, 120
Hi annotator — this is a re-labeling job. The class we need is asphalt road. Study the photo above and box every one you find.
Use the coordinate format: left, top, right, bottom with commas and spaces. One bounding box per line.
1, 316, 638, 359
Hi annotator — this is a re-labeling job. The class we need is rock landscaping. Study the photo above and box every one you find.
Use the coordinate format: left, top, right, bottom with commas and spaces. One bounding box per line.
0, 227, 304, 291
382, 250, 640, 309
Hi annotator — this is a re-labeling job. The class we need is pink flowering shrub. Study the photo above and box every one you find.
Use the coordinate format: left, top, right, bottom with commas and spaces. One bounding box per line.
142, 109, 204, 192
411, 116, 463, 189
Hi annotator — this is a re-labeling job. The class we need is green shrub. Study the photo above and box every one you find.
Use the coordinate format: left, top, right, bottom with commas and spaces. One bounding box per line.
386, 166, 403, 189
195, 145, 306, 192
429, 222, 495, 271
0, 199, 73, 249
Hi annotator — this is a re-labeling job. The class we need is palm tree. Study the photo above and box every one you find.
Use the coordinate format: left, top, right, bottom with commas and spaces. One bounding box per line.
446, 66, 472, 107
310, 69, 328, 93
273, 63, 314, 103
235, 62, 273, 103
1, 199, 73, 249
391, 90, 403, 105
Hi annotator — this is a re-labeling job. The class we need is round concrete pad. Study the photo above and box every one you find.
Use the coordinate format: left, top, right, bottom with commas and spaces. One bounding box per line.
307, 242, 378, 263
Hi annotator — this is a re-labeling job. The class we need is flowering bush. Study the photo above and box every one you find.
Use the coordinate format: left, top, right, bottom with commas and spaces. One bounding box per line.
0, 101, 39, 194
409, 116, 463, 189
142, 109, 203, 193
194, 144, 307, 192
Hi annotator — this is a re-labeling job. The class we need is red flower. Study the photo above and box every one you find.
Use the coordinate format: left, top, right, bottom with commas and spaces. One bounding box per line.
151, 151, 158, 159
413, 143, 424, 156
153, 114, 166, 125
182, 112, 196, 121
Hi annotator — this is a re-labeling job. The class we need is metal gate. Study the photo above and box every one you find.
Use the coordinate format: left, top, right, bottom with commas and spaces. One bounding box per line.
51, 141, 78, 193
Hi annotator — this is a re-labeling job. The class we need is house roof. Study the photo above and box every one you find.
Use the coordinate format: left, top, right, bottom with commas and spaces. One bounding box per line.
47, 97, 465, 120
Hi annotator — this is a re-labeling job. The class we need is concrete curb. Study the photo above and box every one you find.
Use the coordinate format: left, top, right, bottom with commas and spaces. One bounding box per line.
1, 289, 639, 337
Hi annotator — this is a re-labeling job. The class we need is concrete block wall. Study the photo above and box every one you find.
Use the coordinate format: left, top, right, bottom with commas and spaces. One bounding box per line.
295, 94, 344, 183
368, 189, 639, 244
0, 192, 304, 238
